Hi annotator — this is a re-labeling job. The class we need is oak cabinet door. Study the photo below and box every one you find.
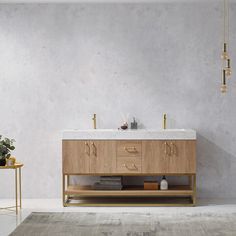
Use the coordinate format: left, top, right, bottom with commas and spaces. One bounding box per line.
142, 140, 196, 174
165, 140, 196, 173
90, 141, 116, 174
63, 140, 90, 174
142, 141, 167, 173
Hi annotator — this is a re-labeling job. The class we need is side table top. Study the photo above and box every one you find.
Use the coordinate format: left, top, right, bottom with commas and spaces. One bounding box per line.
0, 163, 24, 169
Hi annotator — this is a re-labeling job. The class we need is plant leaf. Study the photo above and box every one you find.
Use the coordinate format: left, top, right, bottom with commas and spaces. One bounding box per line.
6, 154, 11, 159
9, 146, 15, 150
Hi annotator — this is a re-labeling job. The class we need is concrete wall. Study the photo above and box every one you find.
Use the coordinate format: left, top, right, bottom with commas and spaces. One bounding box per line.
0, 2, 236, 198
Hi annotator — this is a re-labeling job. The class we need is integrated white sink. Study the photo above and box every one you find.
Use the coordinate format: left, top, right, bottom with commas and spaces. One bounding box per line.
62, 129, 196, 140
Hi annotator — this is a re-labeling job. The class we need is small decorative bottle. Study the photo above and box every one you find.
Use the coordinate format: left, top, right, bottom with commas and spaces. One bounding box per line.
160, 176, 168, 190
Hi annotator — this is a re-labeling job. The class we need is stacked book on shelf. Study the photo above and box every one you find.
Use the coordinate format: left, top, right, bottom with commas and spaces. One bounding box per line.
93, 176, 123, 190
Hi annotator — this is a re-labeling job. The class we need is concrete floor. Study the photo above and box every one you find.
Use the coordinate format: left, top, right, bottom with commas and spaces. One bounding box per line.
1, 198, 236, 236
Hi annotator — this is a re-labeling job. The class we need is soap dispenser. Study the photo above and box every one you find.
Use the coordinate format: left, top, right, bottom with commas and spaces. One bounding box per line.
160, 176, 168, 190
131, 117, 138, 129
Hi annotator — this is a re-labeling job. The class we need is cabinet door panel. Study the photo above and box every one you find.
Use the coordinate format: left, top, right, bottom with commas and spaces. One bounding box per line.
165, 140, 196, 173
63, 140, 90, 174
90, 141, 116, 174
142, 140, 196, 174
142, 141, 167, 173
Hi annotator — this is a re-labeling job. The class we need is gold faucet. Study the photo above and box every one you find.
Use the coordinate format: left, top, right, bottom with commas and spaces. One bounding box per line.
163, 113, 167, 129
92, 113, 97, 129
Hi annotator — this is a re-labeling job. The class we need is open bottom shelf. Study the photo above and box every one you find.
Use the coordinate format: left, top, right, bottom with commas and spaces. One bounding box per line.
64, 185, 194, 206
65, 185, 193, 197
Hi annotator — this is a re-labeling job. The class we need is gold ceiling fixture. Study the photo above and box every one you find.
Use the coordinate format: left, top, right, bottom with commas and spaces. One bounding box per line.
221, 0, 232, 93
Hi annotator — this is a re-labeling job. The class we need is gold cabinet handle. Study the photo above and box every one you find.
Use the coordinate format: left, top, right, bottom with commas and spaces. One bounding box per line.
124, 146, 137, 153
170, 142, 177, 156
164, 142, 167, 155
85, 142, 90, 155
122, 163, 137, 170
170, 142, 174, 155
162, 142, 171, 156
91, 142, 97, 156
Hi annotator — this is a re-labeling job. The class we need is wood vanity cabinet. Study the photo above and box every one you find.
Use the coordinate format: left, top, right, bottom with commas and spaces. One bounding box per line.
63, 140, 196, 174
62, 138, 196, 206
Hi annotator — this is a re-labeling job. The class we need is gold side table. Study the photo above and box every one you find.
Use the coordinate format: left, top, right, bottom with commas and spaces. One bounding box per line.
0, 163, 23, 214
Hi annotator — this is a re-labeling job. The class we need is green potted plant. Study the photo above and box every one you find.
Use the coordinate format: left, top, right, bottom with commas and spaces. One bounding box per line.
0, 135, 15, 166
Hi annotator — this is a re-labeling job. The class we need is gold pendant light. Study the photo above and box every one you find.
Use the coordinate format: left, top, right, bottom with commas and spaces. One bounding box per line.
225, 58, 232, 76
221, 69, 227, 93
221, 0, 232, 93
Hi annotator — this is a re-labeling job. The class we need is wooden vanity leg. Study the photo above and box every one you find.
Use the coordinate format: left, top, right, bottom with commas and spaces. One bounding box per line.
192, 174, 197, 206
62, 174, 66, 207
188, 175, 194, 205
67, 175, 70, 187
188, 175, 193, 189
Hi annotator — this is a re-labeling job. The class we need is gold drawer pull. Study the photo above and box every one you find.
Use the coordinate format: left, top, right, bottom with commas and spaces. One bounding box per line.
124, 147, 137, 153
85, 142, 90, 155
122, 163, 138, 170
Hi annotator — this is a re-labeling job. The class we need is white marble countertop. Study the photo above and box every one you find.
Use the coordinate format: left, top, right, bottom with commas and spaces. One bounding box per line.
62, 129, 196, 140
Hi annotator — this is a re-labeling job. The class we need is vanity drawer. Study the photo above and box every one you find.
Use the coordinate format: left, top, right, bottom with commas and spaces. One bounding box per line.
117, 141, 142, 157
117, 156, 141, 173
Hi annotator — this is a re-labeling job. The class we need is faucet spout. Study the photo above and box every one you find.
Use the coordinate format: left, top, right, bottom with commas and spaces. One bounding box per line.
163, 113, 167, 130
92, 114, 97, 129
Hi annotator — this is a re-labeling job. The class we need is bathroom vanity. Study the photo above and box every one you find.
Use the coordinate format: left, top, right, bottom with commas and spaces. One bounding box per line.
62, 129, 196, 206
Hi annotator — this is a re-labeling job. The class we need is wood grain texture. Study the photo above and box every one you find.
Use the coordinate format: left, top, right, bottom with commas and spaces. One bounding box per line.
63, 140, 196, 174
142, 141, 166, 173
117, 141, 142, 157
63, 141, 90, 174
142, 140, 196, 174
89, 141, 116, 173
166, 140, 196, 173
116, 156, 142, 173
65, 185, 193, 196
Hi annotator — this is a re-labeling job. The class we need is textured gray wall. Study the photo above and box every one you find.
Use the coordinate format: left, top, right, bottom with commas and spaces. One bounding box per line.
0, 2, 236, 198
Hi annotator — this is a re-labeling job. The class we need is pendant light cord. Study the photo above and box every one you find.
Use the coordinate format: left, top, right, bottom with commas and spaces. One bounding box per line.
224, 0, 226, 43
227, 0, 229, 48
223, 0, 229, 46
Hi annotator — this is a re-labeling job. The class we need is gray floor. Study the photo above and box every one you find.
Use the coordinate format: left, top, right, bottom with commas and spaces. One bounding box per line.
1, 199, 236, 236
